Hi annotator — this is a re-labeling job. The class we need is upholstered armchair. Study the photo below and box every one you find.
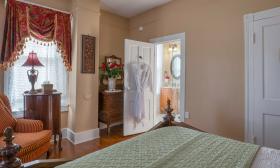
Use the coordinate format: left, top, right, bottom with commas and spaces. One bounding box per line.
0, 94, 52, 163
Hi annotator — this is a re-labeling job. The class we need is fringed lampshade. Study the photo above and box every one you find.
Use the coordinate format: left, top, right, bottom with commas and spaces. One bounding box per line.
22, 51, 44, 93
22, 51, 44, 67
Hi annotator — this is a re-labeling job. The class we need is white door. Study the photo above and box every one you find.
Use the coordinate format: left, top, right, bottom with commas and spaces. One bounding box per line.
124, 39, 155, 136
253, 14, 280, 149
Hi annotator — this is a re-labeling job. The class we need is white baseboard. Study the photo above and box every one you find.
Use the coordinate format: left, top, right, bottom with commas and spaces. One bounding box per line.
99, 121, 123, 130
60, 122, 122, 145
61, 128, 100, 145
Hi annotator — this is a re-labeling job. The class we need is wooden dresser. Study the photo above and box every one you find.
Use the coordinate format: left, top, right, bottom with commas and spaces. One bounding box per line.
99, 90, 123, 134
23, 92, 62, 150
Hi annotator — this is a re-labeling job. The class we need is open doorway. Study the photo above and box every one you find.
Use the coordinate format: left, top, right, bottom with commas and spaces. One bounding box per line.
151, 33, 186, 124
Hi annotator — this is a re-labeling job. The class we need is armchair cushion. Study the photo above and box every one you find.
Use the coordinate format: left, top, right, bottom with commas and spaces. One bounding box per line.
0, 130, 52, 162
15, 119, 44, 133
0, 99, 17, 135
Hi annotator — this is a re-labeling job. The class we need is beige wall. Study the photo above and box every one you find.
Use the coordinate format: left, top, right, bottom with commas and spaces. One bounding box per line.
100, 10, 129, 64
69, 0, 100, 132
129, 0, 280, 141
61, 112, 68, 128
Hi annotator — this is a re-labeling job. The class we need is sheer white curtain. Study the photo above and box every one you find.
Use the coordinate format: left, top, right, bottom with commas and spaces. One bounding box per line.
4, 37, 68, 114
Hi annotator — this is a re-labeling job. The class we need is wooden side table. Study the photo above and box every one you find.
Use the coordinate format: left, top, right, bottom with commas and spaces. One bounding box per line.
23, 92, 62, 150
99, 90, 123, 135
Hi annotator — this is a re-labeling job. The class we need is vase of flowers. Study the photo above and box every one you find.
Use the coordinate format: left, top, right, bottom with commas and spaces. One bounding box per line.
108, 78, 116, 91
100, 62, 123, 91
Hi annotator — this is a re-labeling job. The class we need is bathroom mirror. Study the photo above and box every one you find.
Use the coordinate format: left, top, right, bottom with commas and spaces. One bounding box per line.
170, 55, 181, 80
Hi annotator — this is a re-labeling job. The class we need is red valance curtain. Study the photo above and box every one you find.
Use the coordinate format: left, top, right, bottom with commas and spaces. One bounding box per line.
0, 0, 72, 71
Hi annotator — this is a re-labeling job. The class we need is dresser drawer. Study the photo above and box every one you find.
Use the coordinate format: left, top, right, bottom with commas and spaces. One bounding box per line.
99, 91, 123, 124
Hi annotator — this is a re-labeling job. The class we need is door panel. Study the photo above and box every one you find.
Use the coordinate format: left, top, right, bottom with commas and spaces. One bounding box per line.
263, 114, 280, 149
263, 23, 280, 99
253, 15, 280, 149
127, 45, 139, 63
124, 39, 155, 136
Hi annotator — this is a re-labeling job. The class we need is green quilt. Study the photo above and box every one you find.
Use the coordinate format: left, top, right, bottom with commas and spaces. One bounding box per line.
57, 127, 259, 168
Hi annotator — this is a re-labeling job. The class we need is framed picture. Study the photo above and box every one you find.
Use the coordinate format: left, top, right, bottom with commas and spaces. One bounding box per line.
105, 55, 122, 65
82, 35, 96, 73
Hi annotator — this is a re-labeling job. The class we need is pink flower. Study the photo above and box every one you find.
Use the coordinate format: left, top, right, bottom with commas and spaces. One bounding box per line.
110, 63, 116, 69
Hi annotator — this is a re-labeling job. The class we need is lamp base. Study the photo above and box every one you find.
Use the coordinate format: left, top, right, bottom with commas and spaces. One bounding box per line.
163, 99, 175, 126
27, 67, 39, 94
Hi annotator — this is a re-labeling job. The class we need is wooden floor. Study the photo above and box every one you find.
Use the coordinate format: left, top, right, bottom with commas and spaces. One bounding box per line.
48, 125, 134, 160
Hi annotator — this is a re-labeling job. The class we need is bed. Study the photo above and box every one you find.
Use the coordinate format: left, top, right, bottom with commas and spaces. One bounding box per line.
54, 126, 280, 168
1, 123, 280, 168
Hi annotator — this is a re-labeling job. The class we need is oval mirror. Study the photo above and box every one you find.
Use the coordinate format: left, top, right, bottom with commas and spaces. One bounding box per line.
170, 55, 181, 80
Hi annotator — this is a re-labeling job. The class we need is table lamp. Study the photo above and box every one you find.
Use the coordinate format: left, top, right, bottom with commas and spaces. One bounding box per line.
22, 51, 44, 93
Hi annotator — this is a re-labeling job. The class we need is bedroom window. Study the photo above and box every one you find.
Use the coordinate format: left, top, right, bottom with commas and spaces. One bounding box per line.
4, 37, 69, 116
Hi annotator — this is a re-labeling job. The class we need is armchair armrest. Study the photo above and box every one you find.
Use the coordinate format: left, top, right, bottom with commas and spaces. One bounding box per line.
15, 119, 44, 133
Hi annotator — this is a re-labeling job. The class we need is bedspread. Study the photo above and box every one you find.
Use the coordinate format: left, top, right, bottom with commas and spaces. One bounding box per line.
57, 127, 259, 168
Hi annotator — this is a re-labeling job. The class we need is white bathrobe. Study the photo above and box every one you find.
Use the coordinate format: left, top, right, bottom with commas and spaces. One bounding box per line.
125, 62, 152, 123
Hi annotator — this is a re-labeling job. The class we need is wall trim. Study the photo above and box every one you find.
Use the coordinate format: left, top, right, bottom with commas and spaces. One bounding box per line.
244, 14, 254, 143
61, 128, 100, 145
253, 6, 280, 21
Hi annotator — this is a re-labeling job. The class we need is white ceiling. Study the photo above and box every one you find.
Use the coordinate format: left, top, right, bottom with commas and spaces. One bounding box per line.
100, 0, 172, 18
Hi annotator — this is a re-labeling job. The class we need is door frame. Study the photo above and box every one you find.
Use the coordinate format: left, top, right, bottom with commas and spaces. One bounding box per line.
150, 33, 187, 122
244, 7, 280, 143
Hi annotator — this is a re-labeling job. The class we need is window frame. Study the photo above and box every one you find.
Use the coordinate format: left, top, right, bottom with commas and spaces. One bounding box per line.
3, 39, 70, 116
